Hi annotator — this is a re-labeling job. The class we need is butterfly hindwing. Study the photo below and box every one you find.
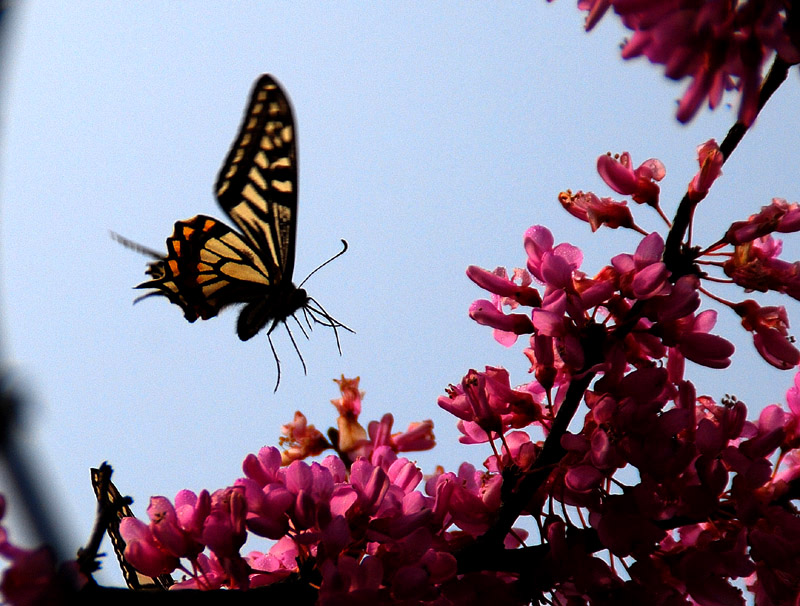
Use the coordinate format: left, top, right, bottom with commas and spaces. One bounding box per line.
90, 466, 173, 591
215, 74, 298, 283
135, 215, 272, 322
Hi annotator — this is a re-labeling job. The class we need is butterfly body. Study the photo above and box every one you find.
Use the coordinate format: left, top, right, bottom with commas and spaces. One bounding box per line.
237, 283, 309, 341
125, 74, 350, 387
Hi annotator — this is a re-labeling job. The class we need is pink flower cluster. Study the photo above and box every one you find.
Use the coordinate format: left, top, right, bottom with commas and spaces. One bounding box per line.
572, 0, 800, 124
72, 379, 527, 603
116, 444, 530, 601
452, 145, 800, 602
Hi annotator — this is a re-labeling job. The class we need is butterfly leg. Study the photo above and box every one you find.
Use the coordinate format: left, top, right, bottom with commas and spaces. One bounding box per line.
292, 312, 312, 339
305, 298, 355, 355
267, 333, 283, 392
283, 321, 308, 376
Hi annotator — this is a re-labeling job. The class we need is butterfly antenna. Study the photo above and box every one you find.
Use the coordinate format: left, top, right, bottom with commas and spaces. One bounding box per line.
267, 334, 283, 392
298, 240, 349, 288
110, 231, 163, 260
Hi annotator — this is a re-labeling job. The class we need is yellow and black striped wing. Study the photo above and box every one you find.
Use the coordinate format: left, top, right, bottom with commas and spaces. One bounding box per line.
135, 215, 272, 322
215, 74, 298, 284
90, 466, 173, 591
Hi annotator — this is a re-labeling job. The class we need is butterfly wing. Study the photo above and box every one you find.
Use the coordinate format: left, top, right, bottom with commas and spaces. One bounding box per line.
90, 466, 173, 591
135, 215, 273, 322
215, 74, 298, 285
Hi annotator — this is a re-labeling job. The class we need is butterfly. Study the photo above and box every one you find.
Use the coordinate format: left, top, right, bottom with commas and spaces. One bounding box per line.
114, 74, 351, 389
90, 464, 173, 591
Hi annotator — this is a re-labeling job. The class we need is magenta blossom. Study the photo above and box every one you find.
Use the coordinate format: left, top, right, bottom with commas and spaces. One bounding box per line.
597, 151, 665, 207
724, 198, 800, 245
735, 299, 800, 370
559, 190, 636, 232
119, 517, 180, 578
582, 0, 800, 124
438, 367, 541, 443
688, 139, 723, 202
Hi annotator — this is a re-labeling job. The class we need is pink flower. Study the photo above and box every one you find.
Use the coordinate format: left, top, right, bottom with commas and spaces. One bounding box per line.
466, 265, 541, 307
734, 299, 800, 370
0, 546, 72, 606
468, 299, 535, 345
558, 190, 635, 232
202, 488, 247, 559
438, 367, 541, 442
170, 553, 226, 590
246, 537, 298, 587
612, 2, 795, 125
725, 198, 800, 245
579, 0, 612, 31
748, 507, 800, 601
331, 375, 364, 417
120, 517, 179, 578
677, 309, 734, 368
774, 449, 800, 484
427, 469, 494, 535
597, 152, 665, 206
0, 498, 88, 604
235, 478, 293, 540
724, 235, 800, 301
279, 411, 330, 464
331, 376, 368, 454
366, 414, 436, 453
146, 496, 203, 559
611, 232, 670, 299
438, 370, 503, 438
242, 446, 283, 486
687, 139, 723, 201
524, 225, 583, 284
784, 370, 800, 447
467, 266, 539, 346
390, 419, 436, 452
349, 459, 390, 515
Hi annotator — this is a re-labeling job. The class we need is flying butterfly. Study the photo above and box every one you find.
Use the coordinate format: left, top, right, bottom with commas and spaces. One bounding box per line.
90, 464, 173, 591
114, 74, 351, 389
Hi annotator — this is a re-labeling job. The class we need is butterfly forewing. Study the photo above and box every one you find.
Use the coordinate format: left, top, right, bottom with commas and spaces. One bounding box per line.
90, 467, 173, 591
215, 74, 298, 282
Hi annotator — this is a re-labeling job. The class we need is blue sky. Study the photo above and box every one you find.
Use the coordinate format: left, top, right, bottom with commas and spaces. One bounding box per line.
0, 3, 799, 588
